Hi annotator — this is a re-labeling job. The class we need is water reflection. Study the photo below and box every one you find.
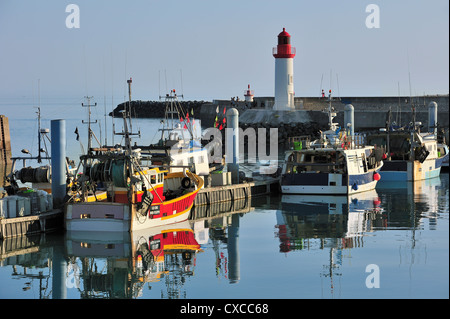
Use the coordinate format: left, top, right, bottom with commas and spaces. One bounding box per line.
276, 190, 383, 253
65, 221, 200, 299
0, 176, 447, 299
191, 198, 252, 284
274, 176, 447, 297
0, 235, 52, 298
275, 176, 447, 253
0, 197, 252, 298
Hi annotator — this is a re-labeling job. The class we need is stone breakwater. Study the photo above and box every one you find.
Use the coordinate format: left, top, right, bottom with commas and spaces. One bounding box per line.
240, 121, 328, 145
111, 95, 449, 145
110, 100, 206, 119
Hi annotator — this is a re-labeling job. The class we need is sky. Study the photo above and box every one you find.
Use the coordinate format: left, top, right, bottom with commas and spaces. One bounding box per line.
0, 0, 448, 104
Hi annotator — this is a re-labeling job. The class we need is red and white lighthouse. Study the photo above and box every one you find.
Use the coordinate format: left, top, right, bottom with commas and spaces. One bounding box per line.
244, 84, 254, 102
273, 28, 296, 110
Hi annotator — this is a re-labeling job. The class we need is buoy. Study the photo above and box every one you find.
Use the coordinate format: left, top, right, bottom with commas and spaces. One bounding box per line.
373, 172, 381, 181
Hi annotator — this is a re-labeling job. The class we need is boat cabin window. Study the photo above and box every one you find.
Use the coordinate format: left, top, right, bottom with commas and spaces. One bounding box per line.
150, 174, 156, 184
285, 151, 345, 173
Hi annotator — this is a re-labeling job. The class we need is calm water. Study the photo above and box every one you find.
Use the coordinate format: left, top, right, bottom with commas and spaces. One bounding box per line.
0, 99, 449, 300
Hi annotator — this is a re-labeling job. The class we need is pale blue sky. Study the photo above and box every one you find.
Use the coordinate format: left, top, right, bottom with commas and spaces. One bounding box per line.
0, 0, 448, 103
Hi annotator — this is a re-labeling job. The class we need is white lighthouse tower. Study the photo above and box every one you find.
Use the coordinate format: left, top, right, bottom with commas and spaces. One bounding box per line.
273, 28, 296, 110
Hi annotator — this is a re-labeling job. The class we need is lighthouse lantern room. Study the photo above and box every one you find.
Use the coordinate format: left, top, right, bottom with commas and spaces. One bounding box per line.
273, 28, 296, 110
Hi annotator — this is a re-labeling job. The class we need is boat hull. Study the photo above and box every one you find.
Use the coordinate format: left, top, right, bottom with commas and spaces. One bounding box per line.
379, 158, 443, 182
281, 169, 380, 195
65, 171, 203, 233
65, 201, 193, 232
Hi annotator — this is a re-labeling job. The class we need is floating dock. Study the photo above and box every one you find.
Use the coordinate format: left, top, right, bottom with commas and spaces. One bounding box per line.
0, 210, 63, 239
194, 177, 279, 206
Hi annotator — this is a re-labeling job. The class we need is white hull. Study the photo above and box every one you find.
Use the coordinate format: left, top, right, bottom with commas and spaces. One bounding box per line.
281, 177, 378, 195
65, 201, 193, 233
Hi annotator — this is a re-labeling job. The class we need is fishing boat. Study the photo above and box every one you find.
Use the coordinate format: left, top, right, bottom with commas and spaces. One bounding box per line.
365, 102, 448, 181
64, 79, 203, 233
138, 89, 220, 176
280, 94, 383, 195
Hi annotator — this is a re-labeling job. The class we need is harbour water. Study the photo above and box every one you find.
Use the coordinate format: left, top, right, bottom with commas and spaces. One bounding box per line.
0, 99, 448, 299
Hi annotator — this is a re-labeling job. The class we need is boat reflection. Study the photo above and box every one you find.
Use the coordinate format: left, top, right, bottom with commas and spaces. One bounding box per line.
276, 190, 383, 253
1, 176, 445, 299
274, 176, 446, 297
376, 176, 446, 230
65, 220, 201, 299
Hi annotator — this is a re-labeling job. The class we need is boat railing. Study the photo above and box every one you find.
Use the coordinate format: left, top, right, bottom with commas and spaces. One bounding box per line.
339, 133, 367, 150
287, 136, 311, 150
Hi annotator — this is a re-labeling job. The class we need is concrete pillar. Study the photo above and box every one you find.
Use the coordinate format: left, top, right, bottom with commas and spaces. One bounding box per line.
428, 101, 438, 135
226, 108, 239, 184
51, 120, 66, 208
344, 104, 355, 138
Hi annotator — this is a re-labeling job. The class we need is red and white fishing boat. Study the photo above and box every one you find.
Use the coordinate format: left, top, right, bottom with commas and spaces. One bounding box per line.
64, 78, 203, 233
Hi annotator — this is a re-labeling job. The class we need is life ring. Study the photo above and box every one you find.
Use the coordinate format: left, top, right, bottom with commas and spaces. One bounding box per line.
181, 177, 192, 189
373, 172, 381, 181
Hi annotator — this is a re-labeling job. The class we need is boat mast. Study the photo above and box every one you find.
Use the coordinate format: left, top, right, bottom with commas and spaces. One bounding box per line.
82, 96, 97, 157
37, 107, 42, 163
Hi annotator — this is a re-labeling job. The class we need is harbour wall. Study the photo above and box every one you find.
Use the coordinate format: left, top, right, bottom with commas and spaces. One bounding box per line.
111, 95, 449, 140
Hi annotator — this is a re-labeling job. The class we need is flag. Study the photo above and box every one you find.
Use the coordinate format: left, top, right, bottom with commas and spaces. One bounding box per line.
223, 107, 226, 114
219, 124, 223, 130
183, 124, 187, 129
180, 117, 183, 122
223, 118, 226, 124
74, 127, 79, 141
186, 112, 189, 119
216, 106, 219, 113
191, 108, 194, 115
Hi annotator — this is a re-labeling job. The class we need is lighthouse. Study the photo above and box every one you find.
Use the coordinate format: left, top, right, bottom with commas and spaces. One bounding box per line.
273, 28, 296, 110
244, 84, 254, 102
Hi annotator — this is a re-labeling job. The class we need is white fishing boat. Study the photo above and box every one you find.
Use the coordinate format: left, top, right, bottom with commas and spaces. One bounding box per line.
140, 89, 221, 177
280, 94, 383, 195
